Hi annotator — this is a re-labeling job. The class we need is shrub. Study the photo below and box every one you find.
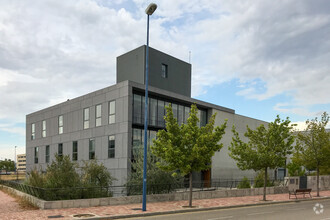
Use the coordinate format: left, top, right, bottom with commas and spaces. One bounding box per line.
237, 176, 251, 189
254, 170, 274, 188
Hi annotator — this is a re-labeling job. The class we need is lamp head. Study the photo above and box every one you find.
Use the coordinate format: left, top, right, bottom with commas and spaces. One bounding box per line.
145, 3, 157, 15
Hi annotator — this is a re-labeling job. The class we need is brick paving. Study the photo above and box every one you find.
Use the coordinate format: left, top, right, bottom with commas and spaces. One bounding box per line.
1, 190, 329, 220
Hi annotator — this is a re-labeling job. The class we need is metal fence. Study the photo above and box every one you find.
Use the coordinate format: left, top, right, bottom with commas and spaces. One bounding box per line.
0, 178, 286, 201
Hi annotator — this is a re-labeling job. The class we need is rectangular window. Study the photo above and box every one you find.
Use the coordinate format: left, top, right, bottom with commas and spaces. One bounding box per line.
89, 138, 95, 160
157, 100, 165, 127
178, 105, 184, 125
42, 120, 46, 137
96, 104, 102, 127
45, 145, 50, 163
133, 94, 142, 124
161, 64, 168, 78
72, 141, 78, 161
83, 108, 90, 129
108, 136, 115, 158
172, 104, 178, 120
149, 98, 157, 126
184, 106, 190, 124
58, 115, 63, 134
58, 143, 63, 157
200, 110, 207, 127
34, 147, 39, 164
109, 101, 116, 124
31, 123, 35, 140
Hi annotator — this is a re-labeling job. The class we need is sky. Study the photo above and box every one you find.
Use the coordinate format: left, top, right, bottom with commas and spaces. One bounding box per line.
0, 0, 329, 160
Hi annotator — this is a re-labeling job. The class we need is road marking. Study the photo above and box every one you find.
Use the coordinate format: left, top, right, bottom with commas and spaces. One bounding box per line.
320, 218, 330, 220
208, 216, 233, 220
247, 211, 274, 216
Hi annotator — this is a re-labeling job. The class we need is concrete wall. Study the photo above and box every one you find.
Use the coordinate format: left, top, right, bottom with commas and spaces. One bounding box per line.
117, 45, 192, 97
211, 110, 269, 180
26, 81, 131, 186
1, 184, 288, 210
285, 176, 330, 191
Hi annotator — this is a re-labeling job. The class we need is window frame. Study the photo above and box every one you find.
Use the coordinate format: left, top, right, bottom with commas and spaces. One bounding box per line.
58, 143, 63, 157
42, 120, 46, 137
108, 135, 115, 158
45, 145, 50, 163
109, 100, 116, 124
96, 104, 102, 127
34, 147, 39, 164
58, 115, 63, 134
72, 141, 78, 161
83, 107, 90, 129
161, 63, 168, 78
31, 123, 35, 140
89, 138, 95, 160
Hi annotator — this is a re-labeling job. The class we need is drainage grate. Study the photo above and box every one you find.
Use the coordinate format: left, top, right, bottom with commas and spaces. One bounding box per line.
73, 214, 95, 218
131, 208, 142, 210
48, 215, 64, 219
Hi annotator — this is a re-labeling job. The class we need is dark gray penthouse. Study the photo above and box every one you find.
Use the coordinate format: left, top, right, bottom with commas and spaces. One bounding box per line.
26, 46, 274, 186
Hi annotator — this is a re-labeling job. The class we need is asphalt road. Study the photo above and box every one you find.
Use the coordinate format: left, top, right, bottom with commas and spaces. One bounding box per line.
123, 199, 330, 220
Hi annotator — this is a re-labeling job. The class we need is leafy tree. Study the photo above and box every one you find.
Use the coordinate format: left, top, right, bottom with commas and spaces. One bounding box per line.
44, 154, 80, 188
237, 176, 251, 189
152, 104, 227, 207
25, 168, 46, 187
0, 159, 15, 174
126, 148, 182, 195
286, 161, 305, 177
81, 159, 115, 187
293, 112, 330, 197
254, 170, 274, 188
229, 116, 295, 201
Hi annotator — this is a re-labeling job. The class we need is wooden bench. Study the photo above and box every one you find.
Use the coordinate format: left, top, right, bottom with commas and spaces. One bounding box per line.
289, 188, 312, 199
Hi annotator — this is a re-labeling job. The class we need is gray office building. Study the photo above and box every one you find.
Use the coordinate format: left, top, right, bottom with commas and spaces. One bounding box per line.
26, 45, 273, 186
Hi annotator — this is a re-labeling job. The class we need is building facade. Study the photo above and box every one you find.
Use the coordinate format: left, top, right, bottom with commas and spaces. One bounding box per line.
26, 46, 271, 186
16, 154, 26, 173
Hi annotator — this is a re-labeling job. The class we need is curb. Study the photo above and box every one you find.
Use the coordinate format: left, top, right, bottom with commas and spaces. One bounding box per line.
88, 196, 330, 220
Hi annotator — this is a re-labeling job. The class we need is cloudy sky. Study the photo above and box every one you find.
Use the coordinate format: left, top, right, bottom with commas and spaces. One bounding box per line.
1, 0, 329, 160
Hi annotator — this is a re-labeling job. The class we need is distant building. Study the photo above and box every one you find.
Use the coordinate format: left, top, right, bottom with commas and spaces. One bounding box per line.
26, 45, 271, 186
16, 154, 26, 173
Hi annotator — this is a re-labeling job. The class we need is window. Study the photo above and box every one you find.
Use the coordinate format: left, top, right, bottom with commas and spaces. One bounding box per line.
58, 143, 63, 157
149, 98, 157, 126
45, 145, 50, 163
42, 120, 46, 137
58, 115, 63, 134
83, 108, 90, 129
108, 136, 115, 158
34, 147, 39, 164
31, 123, 35, 140
133, 94, 142, 124
109, 101, 115, 124
178, 105, 184, 125
184, 106, 190, 124
72, 141, 78, 161
89, 138, 95, 160
96, 104, 102, 126
172, 104, 178, 120
157, 100, 165, 127
161, 64, 168, 78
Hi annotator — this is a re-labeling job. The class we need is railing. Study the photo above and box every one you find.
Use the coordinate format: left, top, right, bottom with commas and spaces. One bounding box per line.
0, 178, 285, 201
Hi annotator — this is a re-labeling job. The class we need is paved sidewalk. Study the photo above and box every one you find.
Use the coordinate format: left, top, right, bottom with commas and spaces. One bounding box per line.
1, 190, 330, 220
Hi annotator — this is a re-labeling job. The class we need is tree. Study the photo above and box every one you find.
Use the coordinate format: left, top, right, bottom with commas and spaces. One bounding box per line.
81, 159, 115, 187
293, 112, 330, 197
237, 176, 251, 189
44, 154, 81, 188
0, 159, 15, 174
152, 104, 227, 207
286, 161, 305, 177
126, 148, 182, 195
229, 115, 295, 201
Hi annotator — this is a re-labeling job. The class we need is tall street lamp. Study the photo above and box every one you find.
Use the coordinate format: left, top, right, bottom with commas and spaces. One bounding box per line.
143, 2, 157, 212
15, 146, 18, 181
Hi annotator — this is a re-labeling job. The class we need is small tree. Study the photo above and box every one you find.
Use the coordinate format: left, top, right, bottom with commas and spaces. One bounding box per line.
293, 112, 330, 197
229, 116, 295, 201
152, 104, 227, 207
254, 171, 274, 188
0, 159, 15, 174
237, 176, 251, 189
44, 154, 80, 188
126, 149, 182, 195
81, 159, 115, 187
286, 161, 305, 177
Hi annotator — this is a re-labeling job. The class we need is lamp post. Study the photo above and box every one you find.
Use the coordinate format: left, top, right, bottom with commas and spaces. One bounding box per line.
15, 146, 18, 181
142, 2, 157, 212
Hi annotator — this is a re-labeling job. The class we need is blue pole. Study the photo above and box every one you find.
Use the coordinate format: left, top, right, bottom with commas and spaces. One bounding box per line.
142, 14, 150, 212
